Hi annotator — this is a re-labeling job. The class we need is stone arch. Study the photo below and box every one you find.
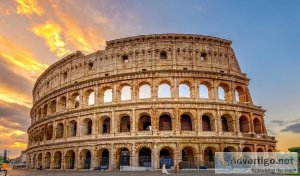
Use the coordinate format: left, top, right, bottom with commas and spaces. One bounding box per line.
121, 85, 132, 101
55, 122, 64, 139
44, 152, 51, 169
42, 104, 48, 117
102, 87, 113, 103
199, 81, 213, 99
82, 118, 93, 135
159, 146, 174, 168
253, 118, 263, 134
85, 89, 95, 106
257, 148, 264, 152
218, 83, 229, 101
181, 146, 195, 163
68, 120, 77, 137
223, 146, 237, 152
267, 148, 273, 152
159, 113, 172, 131
221, 114, 234, 132
37, 153, 42, 169
46, 124, 53, 140
239, 116, 250, 133
101, 116, 111, 134
235, 86, 246, 102
138, 113, 152, 131
70, 92, 80, 109
158, 81, 171, 98
138, 83, 151, 99
181, 113, 193, 131
203, 146, 216, 168
58, 96, 67, 111
242, 147, 252, 152
179, 82, 191, 98
49, 100, 57, 114
117, 148, 130, 167
53, 151, 62, 169
32, 154, 37, 169
79, 149, 92, 169
119, 115, 131, 132
65, 150, 76, 169
96, 148, 109, 167
202, 113, 214, 131
138, 147, 152, 167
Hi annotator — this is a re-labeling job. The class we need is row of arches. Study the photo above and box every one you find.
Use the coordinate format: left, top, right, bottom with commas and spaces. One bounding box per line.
33, 81, 249, 122
29, 113, 264, 144
28, 146, 274, 170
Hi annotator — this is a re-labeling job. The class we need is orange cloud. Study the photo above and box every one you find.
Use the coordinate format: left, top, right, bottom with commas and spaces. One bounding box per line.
0, 34, 48, 75
32, 22, 71, 57
0, 87, 31, 108
16, 0, 44, 16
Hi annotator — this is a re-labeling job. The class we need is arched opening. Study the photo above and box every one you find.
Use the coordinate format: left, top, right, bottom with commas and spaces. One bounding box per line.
139, 84, 151, 99
223, 147, 236, 163
58, 96, 67, 111
242, 147, 252, 152
102, 117, 110, 133
254, 118, 263, 134
80, 149, 91, 169
121, 85, 131, 101
179, 83, 190, 98
44, 152, 51, 169
46, 125, 53, 140
68, 120, 77, 137
239, 116, 250, 133
158, 83, 171, 98
159, 114, 172, 131
257, 148, 264, 152
203, 147, 215, 168
65, 150, 75, 169
159, 147, 173, 169
199, 84, 209, 99
32, 155, 36, 169
97, 149, 109, 167
139, 147, 152, 167
103, 89, 113, 103
37, 153, 42, 169
235, 86, 246, 102
82, 118, 92, 135
139, 114, 151, 131
224, 147, 236, 152
181, 147, 194, 168
71, 93, 80, 109
53, 151, 62, 169
42, 104, 48, 117
181, 114, 192, 131
37, 108, 42, 120
87, 90, 95, 106
218, 84, 228, 101
120, 116, 130, 132
49, 100, 56, 114
56, 123, 64, 139
119, 148, 130, 166
268, 149, 273, 152
221, 116, 229, 132
202, 115, 212, 131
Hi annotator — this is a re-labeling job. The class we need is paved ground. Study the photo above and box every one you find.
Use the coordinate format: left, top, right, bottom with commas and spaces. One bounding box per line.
1, 168, 294, 176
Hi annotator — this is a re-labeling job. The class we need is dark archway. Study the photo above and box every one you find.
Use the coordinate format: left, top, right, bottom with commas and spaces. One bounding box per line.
159, 114, 172, 131
181, 114, 192, 131
202, 115, 212, 131
139, 115, 151, 131
102, 117, 111, 133
203, 147, 215, 168
159, 147, 173, 169
65, 150, 75, 169
120, 116, 130, 132
139, 147, 152, 167
119, 148, 130, 166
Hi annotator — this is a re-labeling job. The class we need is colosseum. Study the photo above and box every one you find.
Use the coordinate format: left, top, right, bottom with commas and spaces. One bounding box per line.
26, 33, 277, 171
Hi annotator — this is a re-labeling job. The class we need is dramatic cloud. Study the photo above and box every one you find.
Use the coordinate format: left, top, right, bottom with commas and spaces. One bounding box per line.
16, 0, 44, 16
32, 21, 71, 57
281, 123, 300, 133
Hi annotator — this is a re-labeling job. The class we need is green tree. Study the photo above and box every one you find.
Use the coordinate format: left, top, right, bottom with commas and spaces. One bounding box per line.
288, 147, 300, 162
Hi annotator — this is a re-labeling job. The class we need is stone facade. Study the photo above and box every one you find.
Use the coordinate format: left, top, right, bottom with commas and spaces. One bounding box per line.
26, 34, 276, 170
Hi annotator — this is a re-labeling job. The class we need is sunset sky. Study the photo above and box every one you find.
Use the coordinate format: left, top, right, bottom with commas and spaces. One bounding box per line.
0, 0, 299, 158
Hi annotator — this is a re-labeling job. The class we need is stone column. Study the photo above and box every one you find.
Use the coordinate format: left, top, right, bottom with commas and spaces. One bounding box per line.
91, 146, 97, 169
61, 149, 65, 169
153, 143, 158, 170
250, 113, 254, 134
132, 143, 138, 167
131, 109, 136, 135
109, 144, 115, 170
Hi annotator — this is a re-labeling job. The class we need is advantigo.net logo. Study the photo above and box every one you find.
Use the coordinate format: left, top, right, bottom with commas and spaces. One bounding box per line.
215, 152, 298, 174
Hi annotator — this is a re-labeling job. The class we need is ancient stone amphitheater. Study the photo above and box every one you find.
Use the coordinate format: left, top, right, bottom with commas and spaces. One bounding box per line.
26, 34, 276, 171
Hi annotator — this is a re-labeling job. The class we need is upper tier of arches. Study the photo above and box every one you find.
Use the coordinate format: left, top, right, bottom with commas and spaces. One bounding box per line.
33, 34, 245, 103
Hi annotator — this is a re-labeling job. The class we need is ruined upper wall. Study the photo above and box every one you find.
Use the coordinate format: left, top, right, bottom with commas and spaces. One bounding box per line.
32, 34, 245, 103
